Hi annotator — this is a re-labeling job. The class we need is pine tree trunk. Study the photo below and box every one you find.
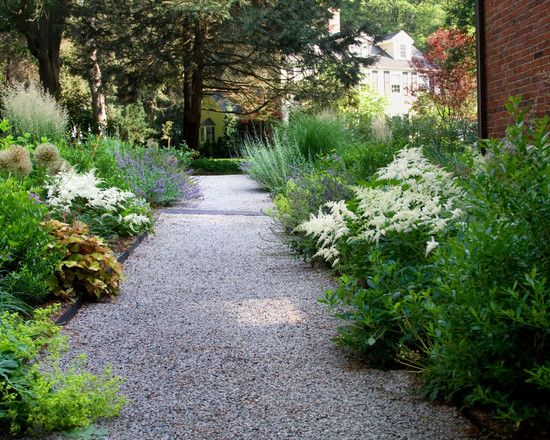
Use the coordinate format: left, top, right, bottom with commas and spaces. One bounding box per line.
89, 46, 108, 135
182, 22, 206, 151
36, 45, 62, 97
14, 1, 68, 98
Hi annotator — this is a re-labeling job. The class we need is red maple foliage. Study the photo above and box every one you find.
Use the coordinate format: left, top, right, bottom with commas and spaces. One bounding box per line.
411, 29, 477, 120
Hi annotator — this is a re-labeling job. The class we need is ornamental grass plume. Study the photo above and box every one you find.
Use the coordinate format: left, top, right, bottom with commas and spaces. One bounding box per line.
34, 143, 62, 173
1, 82, 68, 141
0, 145, 33, 177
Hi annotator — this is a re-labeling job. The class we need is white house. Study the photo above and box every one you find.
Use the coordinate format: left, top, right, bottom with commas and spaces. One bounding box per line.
350, 30, 430, 116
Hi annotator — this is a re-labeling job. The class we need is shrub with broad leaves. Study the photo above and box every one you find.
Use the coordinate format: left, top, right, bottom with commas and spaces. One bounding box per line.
46, 220, 123, 300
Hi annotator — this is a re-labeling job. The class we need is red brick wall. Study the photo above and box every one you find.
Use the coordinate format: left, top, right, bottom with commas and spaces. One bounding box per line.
483, 0, 550, 137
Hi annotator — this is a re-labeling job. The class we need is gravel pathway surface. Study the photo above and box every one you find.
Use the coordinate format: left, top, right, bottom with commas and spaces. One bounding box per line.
51, 175, 476, 440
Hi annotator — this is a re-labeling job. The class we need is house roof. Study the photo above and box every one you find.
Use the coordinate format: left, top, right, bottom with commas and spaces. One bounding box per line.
381, 31, 401, 41
370, 45, 425, 69
351, 30, 425, 70
380, 30, 415, 43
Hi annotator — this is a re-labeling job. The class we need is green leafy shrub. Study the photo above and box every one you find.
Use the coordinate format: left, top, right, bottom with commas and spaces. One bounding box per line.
0, 307, 125, 436
336, 85, 388, 139
388, 114, 477, 171
191, 158, 245, 174
418, 99, 550, 431
336, 140, 401, 183
47, 220, 124, 300
107, 102, 155, 144
1, 83, 68, 142
300, 148, 463, 364
0, 179, 62, 303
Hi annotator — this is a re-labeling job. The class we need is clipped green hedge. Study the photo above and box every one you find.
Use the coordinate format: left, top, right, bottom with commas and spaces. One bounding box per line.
190, 158, 245, 175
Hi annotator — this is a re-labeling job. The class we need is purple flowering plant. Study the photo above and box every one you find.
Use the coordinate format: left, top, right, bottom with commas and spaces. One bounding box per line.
115, 148, 201, 206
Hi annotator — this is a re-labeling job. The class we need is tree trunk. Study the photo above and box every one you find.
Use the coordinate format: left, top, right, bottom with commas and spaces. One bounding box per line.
14, 1, 69, 98
182, 22, 206, 151
89, 46, 108, 135
37, 51, 61, 97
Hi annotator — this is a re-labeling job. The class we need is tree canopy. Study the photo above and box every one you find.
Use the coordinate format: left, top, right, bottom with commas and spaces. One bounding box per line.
0, 0, 478, 148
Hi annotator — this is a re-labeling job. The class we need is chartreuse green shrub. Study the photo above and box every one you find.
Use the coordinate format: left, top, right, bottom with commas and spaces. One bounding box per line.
0, 179, 62, 303
0, 307, 125, 436
416, 98, 550, 431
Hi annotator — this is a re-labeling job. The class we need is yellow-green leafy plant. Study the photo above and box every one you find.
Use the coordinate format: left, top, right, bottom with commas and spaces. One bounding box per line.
46, 220, 123, 300
0, 307, 125, 436
0, 145, 32, 177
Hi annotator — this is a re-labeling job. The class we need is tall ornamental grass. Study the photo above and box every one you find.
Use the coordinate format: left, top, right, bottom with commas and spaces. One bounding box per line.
284, 112, 352, 160
1, 83, 68, 142
241, 132, 306, 194
241, 113, 353, 194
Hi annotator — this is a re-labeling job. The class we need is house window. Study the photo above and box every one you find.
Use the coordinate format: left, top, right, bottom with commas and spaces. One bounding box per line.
391, 74, 401, 93
384, 71, 390, 94
400, 44, 407, 59
201, 125, 215, 144
418, 75, 429, 91
371, 71, 378, 92
411, 72, 418, 91
402, 72, 409, 93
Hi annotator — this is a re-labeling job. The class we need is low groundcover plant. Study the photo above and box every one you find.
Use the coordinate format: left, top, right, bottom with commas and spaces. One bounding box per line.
0, 307, 125, 436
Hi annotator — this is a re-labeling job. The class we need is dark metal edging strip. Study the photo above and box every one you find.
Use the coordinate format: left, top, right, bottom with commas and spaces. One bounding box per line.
158, 208, 266, 217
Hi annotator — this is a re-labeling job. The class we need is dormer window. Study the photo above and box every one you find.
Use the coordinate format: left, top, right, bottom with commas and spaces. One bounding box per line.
400, 44, 407, 59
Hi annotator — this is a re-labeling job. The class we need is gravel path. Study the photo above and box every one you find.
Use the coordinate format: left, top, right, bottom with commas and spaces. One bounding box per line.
53, 175, 476, 440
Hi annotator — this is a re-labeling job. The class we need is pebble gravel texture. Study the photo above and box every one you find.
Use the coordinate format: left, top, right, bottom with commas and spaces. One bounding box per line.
46, 175, 477, 440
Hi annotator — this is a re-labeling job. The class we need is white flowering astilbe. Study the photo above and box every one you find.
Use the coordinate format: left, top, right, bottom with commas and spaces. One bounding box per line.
297, 200, 357, 265
122, 213, 151, 233
298, 148, 463, 264
47, 169, 134, 213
